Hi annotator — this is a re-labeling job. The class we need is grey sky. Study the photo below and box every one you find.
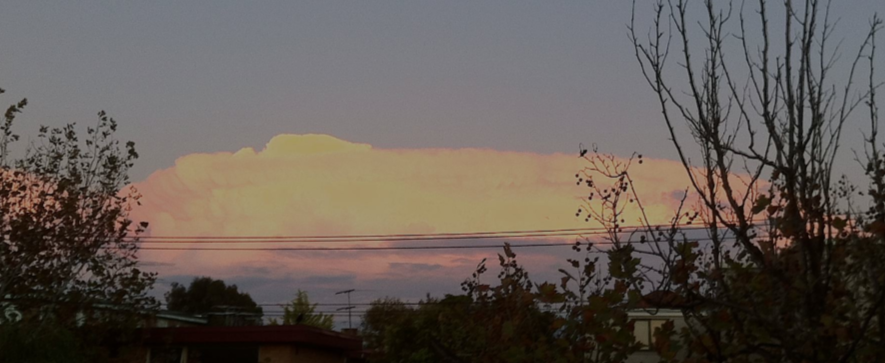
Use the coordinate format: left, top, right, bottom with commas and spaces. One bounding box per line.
3, 1, 883, 179
2, 1, 885, 326
5, 1, 879, 181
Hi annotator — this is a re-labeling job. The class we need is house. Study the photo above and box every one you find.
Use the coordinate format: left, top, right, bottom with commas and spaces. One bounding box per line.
127, 324, 364, 363
625, 291, 691, 363
145, 311, 209, 328
626, 308, 687, 363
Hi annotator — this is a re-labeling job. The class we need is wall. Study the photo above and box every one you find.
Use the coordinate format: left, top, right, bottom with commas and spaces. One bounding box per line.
258, 344, 347, 363
259, 345, 294, 363
624, 310, 689, 363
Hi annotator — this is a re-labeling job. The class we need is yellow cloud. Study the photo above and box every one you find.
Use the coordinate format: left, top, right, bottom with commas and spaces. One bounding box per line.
131, 134, 694, 280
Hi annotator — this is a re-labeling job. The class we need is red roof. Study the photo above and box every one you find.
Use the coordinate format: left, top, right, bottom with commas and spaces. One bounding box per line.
140, 325, 362, 351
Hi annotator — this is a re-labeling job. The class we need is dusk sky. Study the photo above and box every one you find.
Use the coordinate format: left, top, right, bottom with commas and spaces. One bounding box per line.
2, 1, 883, 324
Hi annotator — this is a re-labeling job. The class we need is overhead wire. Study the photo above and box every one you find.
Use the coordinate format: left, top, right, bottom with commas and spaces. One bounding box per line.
133, 235, 741, 251
128, 222, 751, 245
258, 301, 570, 307
136, 243, 577, 251
128, 226, 618, 241
133, 232, 593, 245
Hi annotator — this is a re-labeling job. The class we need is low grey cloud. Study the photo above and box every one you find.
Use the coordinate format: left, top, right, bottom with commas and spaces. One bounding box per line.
388, 262, 444, 273
141, 260, 176, 267
301, 274, 357, 285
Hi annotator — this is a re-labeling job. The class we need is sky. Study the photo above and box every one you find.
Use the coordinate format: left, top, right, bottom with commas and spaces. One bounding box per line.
129, 134, 693, 304
1, 1, 884, 325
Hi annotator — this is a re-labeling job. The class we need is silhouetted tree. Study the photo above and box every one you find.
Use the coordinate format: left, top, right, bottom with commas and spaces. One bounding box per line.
344, 2, 885, 362
360, 297, 414, 354
361, 295, 482, 363
0, 86, 157, 362
361, 246, 638, 363
269, 290, 334, 329
165, 276, 262, 316
579, 0, 885, 361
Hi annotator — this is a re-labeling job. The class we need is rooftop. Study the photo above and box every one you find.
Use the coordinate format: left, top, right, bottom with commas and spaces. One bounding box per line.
140, 324, 362, 351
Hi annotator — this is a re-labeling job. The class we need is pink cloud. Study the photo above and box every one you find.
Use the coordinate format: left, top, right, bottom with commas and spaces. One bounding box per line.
130, 134, 695, 301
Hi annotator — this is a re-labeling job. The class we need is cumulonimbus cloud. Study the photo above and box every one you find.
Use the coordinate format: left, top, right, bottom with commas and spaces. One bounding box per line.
130, 134, 695, 301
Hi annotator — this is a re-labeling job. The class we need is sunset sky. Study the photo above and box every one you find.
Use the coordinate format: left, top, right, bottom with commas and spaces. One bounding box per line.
129, 133, 693, 307
1, 1, 883, 323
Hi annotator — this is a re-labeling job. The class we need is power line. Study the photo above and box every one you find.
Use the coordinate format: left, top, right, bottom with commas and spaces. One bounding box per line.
261, 309, 563, 317
130, 227, 617, 240
258, 303, 418, 307
133, 235, 743, 251
136, 242, 577, 251
257, 301, 567, 307
128, 223, 737, 241
133, 232, 593, 244
129, 224, 738, 245
262, 313, 368, 317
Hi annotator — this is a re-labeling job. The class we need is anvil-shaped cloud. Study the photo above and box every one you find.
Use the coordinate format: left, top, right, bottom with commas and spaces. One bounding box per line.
131, 134, 693, 305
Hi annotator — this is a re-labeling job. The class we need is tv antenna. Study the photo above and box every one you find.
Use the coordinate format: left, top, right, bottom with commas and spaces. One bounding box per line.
335, 289, 356, 329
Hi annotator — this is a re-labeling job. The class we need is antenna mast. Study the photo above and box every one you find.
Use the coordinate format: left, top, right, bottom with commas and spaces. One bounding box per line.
335, 289, 356, 329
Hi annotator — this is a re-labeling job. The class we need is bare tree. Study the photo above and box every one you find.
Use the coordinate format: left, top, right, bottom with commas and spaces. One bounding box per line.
575, 1, 885, 362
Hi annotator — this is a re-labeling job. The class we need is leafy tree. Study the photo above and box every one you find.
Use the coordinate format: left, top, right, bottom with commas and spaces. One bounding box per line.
362, 247, 637, 363
165, 276, 262, 316
360, 297, 414, 351
362, 295, 484, 363
0, 87, 157, 361
269, 289, 334, 329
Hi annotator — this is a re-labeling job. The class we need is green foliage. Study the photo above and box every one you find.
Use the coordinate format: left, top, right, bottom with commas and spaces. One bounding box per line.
362, 246, 641, 363
360, 297, 413, 351
269, 290, 334, 330
361, 295, 482, 363
165, 276, 262, 315
0, 87, 157, 357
